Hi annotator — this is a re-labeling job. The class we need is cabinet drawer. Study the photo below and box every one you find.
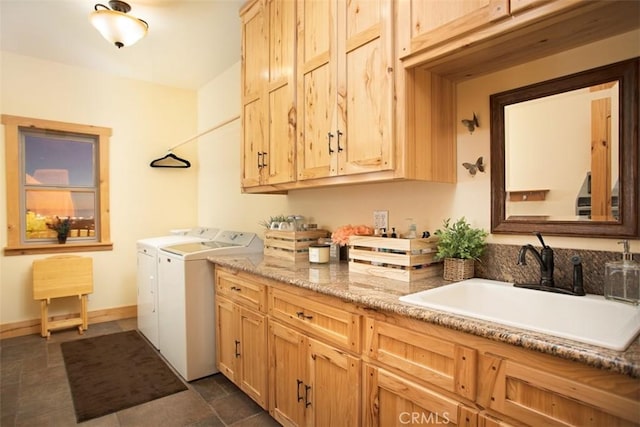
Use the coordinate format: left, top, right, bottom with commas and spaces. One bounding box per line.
215, 269, 267, 313
364, 365, 478, 427
269, 288, 361, 353
365, 318, 476, 401
480, 354, 640, 426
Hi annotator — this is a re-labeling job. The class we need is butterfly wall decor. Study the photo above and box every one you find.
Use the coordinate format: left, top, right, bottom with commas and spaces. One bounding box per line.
461, 113, 479, 133
462, 156, 485, 176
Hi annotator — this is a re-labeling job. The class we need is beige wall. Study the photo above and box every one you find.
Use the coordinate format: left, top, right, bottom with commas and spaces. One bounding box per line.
197, 62, 288, 230
0, 52, 198, 324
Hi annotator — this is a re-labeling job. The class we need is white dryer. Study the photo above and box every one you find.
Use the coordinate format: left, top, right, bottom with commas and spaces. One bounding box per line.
136, 227, 219, 348
157, 230, 263, 381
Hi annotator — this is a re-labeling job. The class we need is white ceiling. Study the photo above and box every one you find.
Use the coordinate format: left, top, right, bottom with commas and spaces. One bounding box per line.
0, 0, 244, 90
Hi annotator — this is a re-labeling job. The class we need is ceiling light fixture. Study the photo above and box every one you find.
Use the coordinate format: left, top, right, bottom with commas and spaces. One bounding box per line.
90, 1, 148, 49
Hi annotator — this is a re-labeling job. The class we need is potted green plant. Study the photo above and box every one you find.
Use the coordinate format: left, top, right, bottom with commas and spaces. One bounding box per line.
47, 216, 72, 244
434, 217, 488, 281
259, 214, 290, 230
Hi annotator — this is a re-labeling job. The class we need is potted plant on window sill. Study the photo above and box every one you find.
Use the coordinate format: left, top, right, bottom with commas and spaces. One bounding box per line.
434, 217, 488, 281
47, 216, 72, 244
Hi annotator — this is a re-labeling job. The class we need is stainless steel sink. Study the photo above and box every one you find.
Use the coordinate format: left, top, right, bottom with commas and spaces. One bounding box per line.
399, 278, 640, 351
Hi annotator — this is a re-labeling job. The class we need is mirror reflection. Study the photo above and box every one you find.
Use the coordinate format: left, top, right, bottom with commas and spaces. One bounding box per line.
490, 58, 639, 238
504, 81, 619, 222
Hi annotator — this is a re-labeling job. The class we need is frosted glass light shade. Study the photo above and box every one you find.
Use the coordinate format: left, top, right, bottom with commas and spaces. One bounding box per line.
90, 8, 148, 48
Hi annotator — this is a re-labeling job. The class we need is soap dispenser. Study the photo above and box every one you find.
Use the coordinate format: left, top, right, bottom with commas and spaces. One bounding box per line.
604, 240, 640, 305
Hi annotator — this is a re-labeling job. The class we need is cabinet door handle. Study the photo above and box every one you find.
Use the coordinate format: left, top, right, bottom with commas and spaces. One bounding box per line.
234, 340, 241, 358
262, 151, 268, 168
257, 152, 263, 169
337, 130, 344, 152
304, 384, 312, 407
327, 132, 335, 154
296, 379, 304, 402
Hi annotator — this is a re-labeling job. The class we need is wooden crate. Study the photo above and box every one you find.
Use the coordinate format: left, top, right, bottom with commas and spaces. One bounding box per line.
348, 235, 442, 282
264, 230, 330, 261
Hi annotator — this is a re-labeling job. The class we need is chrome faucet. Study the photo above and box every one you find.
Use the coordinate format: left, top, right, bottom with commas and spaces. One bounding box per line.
515, 232, 585, 296
517, 232, 554, 286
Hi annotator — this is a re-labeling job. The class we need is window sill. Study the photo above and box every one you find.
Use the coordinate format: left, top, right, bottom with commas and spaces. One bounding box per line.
4, 242, 113, 256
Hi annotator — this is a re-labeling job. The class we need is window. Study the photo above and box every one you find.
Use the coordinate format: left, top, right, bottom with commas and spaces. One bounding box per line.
3, 115, 112, 255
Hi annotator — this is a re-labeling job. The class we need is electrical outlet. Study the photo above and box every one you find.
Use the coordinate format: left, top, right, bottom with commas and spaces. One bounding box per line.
373, 210, 389, 231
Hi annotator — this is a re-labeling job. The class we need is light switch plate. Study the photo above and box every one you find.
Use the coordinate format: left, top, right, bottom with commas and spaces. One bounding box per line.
373, 210, 389, 231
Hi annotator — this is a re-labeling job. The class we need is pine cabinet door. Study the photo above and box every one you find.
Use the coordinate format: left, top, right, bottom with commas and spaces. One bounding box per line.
305, 337, 361, 427
296, 0, 337, 180
242, 98, 266, 187
241, 1, 268, 188
264, 0, 296, 185
215, 296, 239, 383
269, 321, 306, 427
238, 306, 268, 408
338, 0, 394, 177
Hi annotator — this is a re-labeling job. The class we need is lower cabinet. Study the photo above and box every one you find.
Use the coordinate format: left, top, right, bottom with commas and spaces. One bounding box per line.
215, 296, 268, 408
366, 315, 640, 427
478, 353, 640, 426
214, 267, 640, 427
214, 269, 268, 409
364, 364, 478, 427
364, 317, 477, 401
269, 318, 361, 427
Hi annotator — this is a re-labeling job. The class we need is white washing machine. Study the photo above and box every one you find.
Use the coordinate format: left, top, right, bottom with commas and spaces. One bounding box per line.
157, 230, 263, 381
136, 227, 219, 348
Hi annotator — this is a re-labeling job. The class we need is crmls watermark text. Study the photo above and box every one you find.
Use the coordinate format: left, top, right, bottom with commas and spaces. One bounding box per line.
399, 411, 451, 425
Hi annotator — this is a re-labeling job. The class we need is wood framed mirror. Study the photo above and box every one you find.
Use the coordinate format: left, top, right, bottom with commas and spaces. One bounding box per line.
490, 58, 639, 238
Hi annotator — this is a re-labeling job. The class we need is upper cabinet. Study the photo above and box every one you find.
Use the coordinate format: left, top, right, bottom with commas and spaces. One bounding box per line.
400, 0, 640, 78
240, 0, 638, 194
397, 0, 509, 60
296, 0, 394, 180
241, 0, 456, 193
241, 0, 296, 189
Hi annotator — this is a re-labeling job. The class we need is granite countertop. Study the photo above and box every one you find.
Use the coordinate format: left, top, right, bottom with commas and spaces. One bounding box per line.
208, 254, 640, 378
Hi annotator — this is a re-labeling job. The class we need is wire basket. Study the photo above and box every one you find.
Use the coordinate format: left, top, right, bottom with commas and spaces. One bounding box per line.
443, 258, 475, 281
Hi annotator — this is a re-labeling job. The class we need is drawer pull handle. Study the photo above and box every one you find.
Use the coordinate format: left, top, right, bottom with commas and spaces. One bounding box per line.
304, 384, 312, 407
296, 379, 304, 402
234, 340, 241, 358
230, 286, 241, 292
296, 311, 313, 320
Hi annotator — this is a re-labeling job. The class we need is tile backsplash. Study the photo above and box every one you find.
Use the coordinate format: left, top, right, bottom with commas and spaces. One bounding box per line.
476, 244, 639, 296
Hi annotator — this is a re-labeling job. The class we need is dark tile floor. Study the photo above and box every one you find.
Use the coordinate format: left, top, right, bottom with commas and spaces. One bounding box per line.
0, 319, 280, 426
